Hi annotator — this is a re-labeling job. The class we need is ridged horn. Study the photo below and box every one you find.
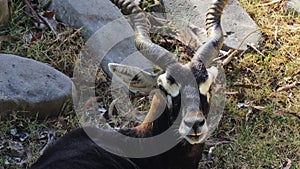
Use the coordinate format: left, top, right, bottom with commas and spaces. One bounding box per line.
193, 0, 229, 66
110, 0, 177, 70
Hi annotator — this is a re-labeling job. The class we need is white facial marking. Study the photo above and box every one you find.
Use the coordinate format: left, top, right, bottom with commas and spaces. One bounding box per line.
199, 66, 218, 96
157, 73, 180, 97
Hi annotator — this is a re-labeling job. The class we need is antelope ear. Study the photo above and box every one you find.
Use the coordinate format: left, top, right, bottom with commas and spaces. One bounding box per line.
199, 66, 218, 96
108, 63, 157, 94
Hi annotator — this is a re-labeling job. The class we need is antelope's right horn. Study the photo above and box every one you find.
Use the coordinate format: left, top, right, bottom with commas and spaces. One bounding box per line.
193, 0, 229, 66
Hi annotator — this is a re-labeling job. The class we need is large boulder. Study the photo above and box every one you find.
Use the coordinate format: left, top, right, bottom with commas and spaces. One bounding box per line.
162, 0, 261, 51
0, 54, 73, 119
47, 0, 261, 76
47, 0, 261, 74
47, 0, 153, 75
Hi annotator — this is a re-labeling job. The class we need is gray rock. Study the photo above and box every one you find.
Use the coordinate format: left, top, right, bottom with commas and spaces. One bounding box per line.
47, 0, 153, 75
47, 0, 261, 77
0, 54, 73, 119
162, 0, 261, 51
285, 0, 300, 16
0, 0, 10, 27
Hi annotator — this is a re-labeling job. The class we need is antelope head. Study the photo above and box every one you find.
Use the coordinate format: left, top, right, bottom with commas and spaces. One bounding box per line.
109, 0, 228, 144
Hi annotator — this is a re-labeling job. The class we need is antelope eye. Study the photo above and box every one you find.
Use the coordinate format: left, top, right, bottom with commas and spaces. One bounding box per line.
166, 74, 176, 85
158, 84, 165, 91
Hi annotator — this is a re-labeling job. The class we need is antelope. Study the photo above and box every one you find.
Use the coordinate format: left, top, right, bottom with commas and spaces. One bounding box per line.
29, 0, 229, 168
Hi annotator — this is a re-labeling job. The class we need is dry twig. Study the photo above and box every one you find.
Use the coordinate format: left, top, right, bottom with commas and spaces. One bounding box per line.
22, 0, 40, 22
257, 0, 283, 6
224, 91, 239, 95
83, 97, 102, 112
247, 43, 265, 57
234, 83, 261, 89
23, 0, 58, 36
222, 50, 239, 65
277, 81, 298, 92
282, 111, 300, 119
213, 50, 233, 62
242, 103, 266, 111
205, 140, 230, 146
38, 11, 58, 36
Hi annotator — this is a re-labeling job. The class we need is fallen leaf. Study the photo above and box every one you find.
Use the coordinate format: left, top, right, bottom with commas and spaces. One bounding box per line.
41, 11, 56, 19
31, 32, 43, 42
38, 11, 58, 35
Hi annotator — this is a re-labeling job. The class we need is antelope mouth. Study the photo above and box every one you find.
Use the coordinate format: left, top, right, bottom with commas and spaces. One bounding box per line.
185, 133, 207, 144
179, 122, 209, 144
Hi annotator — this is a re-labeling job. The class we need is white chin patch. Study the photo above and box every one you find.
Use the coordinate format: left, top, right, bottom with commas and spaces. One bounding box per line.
167, 95, 172, 109
199, 66, 218, 96
157, 73, 180, 97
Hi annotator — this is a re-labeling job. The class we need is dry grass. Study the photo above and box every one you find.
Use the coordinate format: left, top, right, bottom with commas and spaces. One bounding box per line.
0, 0, 299, 168
0, 0, 83, 168
199, 0, 300, 168
0, 0, 84, 77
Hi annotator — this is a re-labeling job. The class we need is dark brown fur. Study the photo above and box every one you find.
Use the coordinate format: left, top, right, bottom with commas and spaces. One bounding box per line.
29, 0, 229, 167
30, 91, 207, 169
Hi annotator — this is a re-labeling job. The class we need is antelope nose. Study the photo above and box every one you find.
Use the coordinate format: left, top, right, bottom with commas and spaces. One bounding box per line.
192, 120, 205, 131
184, 119, 205, 130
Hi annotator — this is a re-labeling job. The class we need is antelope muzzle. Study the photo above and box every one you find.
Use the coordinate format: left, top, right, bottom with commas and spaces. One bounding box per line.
179, 110, 208, 144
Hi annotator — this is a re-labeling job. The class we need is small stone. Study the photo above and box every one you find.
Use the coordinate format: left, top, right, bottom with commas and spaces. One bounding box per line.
7, 141, 25, 156
237, 102, 244, 109
10, 128, 17, 136
10, 128, 29, 142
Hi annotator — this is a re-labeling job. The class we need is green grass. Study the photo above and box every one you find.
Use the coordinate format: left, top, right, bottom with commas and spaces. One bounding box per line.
0, 0, 299, 168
